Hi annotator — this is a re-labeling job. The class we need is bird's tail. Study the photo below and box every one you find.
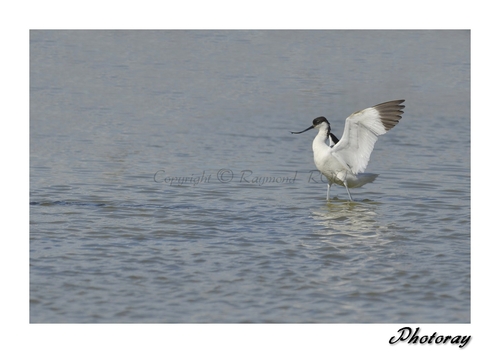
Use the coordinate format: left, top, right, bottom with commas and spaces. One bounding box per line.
346, 173, 378, 188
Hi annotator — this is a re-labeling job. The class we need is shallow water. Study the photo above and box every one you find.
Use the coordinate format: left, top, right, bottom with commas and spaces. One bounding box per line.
30, 30, 470, 323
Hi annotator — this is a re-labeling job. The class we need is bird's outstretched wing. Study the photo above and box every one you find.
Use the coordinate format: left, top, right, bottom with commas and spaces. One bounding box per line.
332, 100, 405, 174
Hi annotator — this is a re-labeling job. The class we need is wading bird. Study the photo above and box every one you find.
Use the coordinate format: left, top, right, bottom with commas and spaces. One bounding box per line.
291, 100, 405, 201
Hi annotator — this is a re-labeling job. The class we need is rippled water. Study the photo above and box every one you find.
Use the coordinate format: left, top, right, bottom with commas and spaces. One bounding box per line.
30, 30, 470, 323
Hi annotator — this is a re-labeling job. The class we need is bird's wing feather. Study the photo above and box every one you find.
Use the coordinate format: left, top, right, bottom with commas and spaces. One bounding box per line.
332, 100, 404, 174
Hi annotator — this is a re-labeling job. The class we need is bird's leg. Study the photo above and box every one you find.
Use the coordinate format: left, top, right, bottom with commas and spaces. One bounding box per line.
326, 184, 331, 201
343, 182, 353, 202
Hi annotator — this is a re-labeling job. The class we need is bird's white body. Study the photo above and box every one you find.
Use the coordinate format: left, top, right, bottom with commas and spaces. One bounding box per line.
312, 128, 378, 187
292, 100, 405, 201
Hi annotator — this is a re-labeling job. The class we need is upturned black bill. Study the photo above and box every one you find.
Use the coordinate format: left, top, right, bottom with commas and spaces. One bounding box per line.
290, 126, 314, 134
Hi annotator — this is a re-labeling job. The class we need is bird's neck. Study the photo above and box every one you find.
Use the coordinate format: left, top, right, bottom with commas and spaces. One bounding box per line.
312, 128, 331, 153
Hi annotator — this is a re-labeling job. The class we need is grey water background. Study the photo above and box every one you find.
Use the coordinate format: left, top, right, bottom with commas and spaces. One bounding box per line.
30, 30, 470, 323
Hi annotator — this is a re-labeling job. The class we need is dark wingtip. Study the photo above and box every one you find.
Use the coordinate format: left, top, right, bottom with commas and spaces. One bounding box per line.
374, 100, 405, 131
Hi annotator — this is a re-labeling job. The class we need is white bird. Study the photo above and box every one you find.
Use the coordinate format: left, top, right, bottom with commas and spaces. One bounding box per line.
291, 100, 405, 201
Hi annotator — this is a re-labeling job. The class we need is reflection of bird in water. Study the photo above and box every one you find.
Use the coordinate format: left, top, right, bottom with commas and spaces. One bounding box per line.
310, 202, 384, 239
